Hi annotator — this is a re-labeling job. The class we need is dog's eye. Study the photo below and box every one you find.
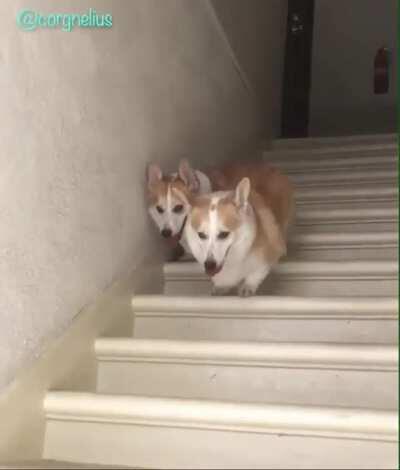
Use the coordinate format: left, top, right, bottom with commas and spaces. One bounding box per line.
218, 231, 230, 240
156, 206, 164, 214
173, 204, 184, 214
198, 232, 207, 240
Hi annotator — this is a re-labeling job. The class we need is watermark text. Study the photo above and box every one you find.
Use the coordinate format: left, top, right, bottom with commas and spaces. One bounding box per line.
17, 8, 113, 32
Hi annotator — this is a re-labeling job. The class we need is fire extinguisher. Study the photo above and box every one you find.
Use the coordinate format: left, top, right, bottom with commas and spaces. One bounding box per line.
374, 47, 390, 94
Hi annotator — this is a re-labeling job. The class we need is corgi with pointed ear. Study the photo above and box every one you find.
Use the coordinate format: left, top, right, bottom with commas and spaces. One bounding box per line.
146, 159, 213, 257
183, 164, 294, 296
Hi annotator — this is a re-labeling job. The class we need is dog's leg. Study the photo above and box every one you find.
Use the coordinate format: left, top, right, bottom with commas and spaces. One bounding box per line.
238, 265, 271, 297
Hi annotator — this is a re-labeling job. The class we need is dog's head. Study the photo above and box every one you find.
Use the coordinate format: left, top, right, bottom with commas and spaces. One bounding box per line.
184, 178, 251, 276
147, 159, 201, 246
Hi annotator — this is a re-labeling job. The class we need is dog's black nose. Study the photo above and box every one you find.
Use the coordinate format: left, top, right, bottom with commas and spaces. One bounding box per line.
161, 228, 172, 238
204, 259, 217, 272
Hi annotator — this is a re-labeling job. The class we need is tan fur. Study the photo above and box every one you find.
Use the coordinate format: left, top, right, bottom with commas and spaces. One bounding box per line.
217, 198, 241, 231
198, 161, 294, 265
147, 180, 168, 205
190, 197, 212, 230
251, 196, 287, 265
149, 160, 294, 269
148, 176, 192, 205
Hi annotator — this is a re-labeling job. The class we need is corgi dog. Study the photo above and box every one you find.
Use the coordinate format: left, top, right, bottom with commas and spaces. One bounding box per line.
179, 162, 294, 296
146, 159, 213, 258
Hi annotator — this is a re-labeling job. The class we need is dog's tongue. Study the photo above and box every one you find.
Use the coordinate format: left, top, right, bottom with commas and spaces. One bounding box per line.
205, 265, 222, 277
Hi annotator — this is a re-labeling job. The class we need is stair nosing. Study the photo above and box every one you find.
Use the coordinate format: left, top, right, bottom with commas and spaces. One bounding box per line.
264, 155, 396, 168
290, 232, 398, 248
291, 206, 397, 225
95, 338, 397, 371
297, 179, 396, 189
131, 295, 398, 319
269, 141, 397, 155
296, 185, 397, 203
285, 164, 396, 177
44, 392, 398, 442
272, 139, 398, 153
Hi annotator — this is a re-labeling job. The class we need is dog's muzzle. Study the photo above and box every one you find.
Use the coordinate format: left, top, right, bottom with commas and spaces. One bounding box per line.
162, 217, 187, 247
204, 258, 222, 277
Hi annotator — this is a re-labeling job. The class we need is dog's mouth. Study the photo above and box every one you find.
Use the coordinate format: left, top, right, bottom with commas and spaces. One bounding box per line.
204, 244, 232, 277
205, 263, 223, 277
166, 233, 181, 247
163, 217, 187, 248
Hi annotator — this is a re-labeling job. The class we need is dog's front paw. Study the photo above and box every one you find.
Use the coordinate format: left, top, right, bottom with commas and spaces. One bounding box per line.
237, 283, 255, 297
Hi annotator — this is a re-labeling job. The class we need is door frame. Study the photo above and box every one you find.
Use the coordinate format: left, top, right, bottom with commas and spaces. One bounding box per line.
281, 0, 315, 138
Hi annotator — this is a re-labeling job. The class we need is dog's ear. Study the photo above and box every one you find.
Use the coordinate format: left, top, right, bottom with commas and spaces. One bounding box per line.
147, 163, 162, 188
234, 177, 251, 209
178, 159, 200, 193
171, 186, 190, 207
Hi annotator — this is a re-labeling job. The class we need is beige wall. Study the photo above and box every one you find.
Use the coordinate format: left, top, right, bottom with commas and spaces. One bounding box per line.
211, 0, 288, 138
310, 0, 397, 136
0, 0, 262, 391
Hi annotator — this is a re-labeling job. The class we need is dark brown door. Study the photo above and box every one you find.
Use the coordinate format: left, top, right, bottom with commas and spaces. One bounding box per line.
281, 0, 315, 138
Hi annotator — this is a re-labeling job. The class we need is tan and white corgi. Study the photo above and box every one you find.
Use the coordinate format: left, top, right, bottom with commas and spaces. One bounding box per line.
180, 163, 294, 296
146, 159, 213, 257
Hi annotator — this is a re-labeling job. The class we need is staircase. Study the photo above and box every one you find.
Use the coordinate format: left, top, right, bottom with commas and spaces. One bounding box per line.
40, 134, 398, 469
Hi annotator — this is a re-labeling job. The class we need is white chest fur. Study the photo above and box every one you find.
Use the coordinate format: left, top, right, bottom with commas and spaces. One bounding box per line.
211, 205, 271, 296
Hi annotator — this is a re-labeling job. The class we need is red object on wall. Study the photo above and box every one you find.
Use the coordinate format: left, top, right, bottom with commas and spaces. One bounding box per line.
374, 47, 390, 94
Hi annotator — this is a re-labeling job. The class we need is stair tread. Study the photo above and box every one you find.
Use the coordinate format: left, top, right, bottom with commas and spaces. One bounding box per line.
163, 260, 398, 280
